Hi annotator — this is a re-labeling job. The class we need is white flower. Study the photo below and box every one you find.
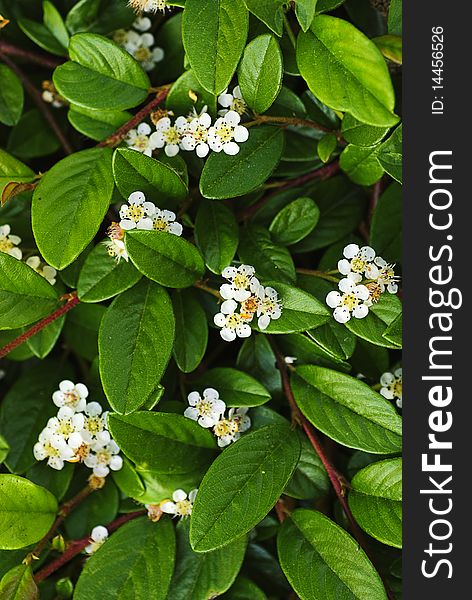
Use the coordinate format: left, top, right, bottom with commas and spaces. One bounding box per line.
374, 257, 400, 294
46, 406, 85, 450
84, 440, 123, 478
85, 526, 108, 555
123, 31, 164, 71
160, 489, 197, 518
220, 264, 259, 302
105, 238, 129, 263
151, 208, 183, 236
150, 116, 188, 157
119, 191, 155, 230
255, 286, 282, 330
284, 356, 297, 364
184, 388, 226, 428
0, 224, 22, 260
129, 0, 168, 13
33, 429, 75, 470
125, 123, 159, 156
81, 402, 110, 447
326, 276, 370, 324
52, 380, 88, 413
133, 16, 152, 32
207, 111, 249, 155
338, 244, 379, 280
25, 256, 57, 285
218, 86, 247, 116
180, 112, 212, 158
213, 407, 251, 447
380, 368, 402, 408
214, 304, 252, 342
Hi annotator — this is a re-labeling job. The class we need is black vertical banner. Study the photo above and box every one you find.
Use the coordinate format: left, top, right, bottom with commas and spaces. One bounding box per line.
404, 2, 468, 598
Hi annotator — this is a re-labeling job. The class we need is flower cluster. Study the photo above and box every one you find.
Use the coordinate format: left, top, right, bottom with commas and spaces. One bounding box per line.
213, 264, 282, 342
26, 256, 57, 285
218, 85, 248, 117
380, 367, 402, 409
34, 380, 123, 477
160, 488, 198, 518
129, 0, 168, 13
326, 244, 400, 324
184, 387, 251, 447
114, 17, 164, 72
118, 191, 183, 235
105, 222, 129, 263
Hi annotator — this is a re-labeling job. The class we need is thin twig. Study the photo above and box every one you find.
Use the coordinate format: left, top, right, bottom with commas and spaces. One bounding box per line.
0, 40, 63, 69
193, 280, 221, 299
247, 114, 334, 135
0, 51, 73, 155
296, 268, 340, 284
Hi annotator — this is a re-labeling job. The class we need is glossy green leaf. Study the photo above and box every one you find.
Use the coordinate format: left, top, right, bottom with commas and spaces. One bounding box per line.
99, 280, 174, 413
269, 198, 319, 246
295, 0, 318, 32
244, 0, 285, 36
222, 577, 268, 600
0, 564, 38, 600
63, 302, 104, 360
284, 433, 329, 500
18, 18, 67, 56
190, 424, 300, 552
239, 225, 296, 283
0, 149, 35, 198
195, 200, 239, 274
373, 35, 402, 65
183, 0, 249, 95
370, 182, 402, 263
278, 509, 388, 600
340, 143, 384, 186
43, 0, 70, 48
341, 113, 389, 147
317, 133, 337, 163
349, 458, 402, 548
53, 33, 150, 110
78, 243, 142, 303
0, 435, 9, 465
383, 312, 402, 347
0, 66, 24, 127
195, 368, 271, 407
32, 147, 114, 269
7, 109, 61, 160
292, 365, 402, 453
68, 106, 131, 142
388, 0, 402, 36
378, 124, 402, 183
172, 289, 208, 373
125, 231, 205, 289
0, 475, 58, 550
26, 314, 65, 359
200, 127, 284, 199
297, 16, 399, 126
74, 517, 175, 600
238, 35, 283, 113
346, 293, 403, 349
26, 462, 73, 502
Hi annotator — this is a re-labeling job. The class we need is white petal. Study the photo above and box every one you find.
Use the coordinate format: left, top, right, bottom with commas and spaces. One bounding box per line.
26, 256, 40, 269
337, 259, 351, 275
356, 285, 370, 301
149, 131, 165, 147
198, 415, 216, 428
203, 388, 219, 400
220, 327, 236, 342
360, 246, 376, 261
160, 501, 176, 514
136, 218, 153, 230
223, 142, 240, 156
353, 304, 369, 319
233, 125, 249, 143
196, 143, 209, 158
59, 380, 75, 393
221, 299, 238, 314
214, 313, 226, 327
173, 489, 187, 502
188, 489, 198, 502
224, 110, 240, 126
343, 244, 359, 259
137, 123, 151, 135
165, 144, 180, 157
233, 289, 251, 302
258, 314, 270, 330
222, 267, 238, 279
128, 191, 145, 205
218, 93, 233, 108
236, 324, 252, 338
156, 117, 171, 131
110, 455, 123, 471
120, 219, 136, 231
380, 372, 395, 385
333, 307, 351, 323
181, 135, 196, 151
219, 283, 234, 300
326, 291, 341, 308
85, 402, 102, 417
380, 387, 394, 400
184, 407, 199, 421
338, 278, 355, 293
167, 222, 182, 236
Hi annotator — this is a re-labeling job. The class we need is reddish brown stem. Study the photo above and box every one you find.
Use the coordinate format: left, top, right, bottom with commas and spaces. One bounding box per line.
0, 40, 63, 69
0, 293, 79, 359
97, 88, 170, 148
34, 511, 146, 583
0, 51, 73, 155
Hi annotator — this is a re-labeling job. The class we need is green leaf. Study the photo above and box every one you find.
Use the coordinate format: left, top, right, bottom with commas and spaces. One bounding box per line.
346, 293, 402, 349
26, 462, 73, 502
295, 0, 318, 32
113, 149, 188, 205
0, 475, 58, 550
195, 200, 239, 274
169, 520, 246, 599
43, 0, 70, 49
0, 66, 24, 127
190, 424, 300, 552
239, 225, 296, 283
18, 18, 67, 56
238, 35, 283, 113
78, 243, 142, 303
74, 517, 175, 600
349, 458, 402, 548
370, 182, 402, 263
297, 16, 399, 127
382, 312, 402, 348
258, 282, 331, 334
0, 564, 38, 600
108, 412, 217, 477
373, 35, 402, 65
0, 253, 58, 330
0, 149, 35, 198
53, 33, 150, 110
183, 0, 249, 95
194, 368, 271, 407
200, 126, 284, 199
172, 289, 208, 373
292, 365, 402, 453
317, 133, 337, 163
222, 577, 268, 600
99, 280, 175, 414
244, 0, 285, 36
341, 113, 389, 147
378, 124, 402, 183
63, 303, 104, 360
388, 0, 402, 36
340, 143, 384, 186
68, 106, 131, 142
278, 509, 388, 600
0, 435, 9, 465
32, 147, 114, 269
125, 231, 205, 289
7, 110, 61, 160
284, 433, 329, 500
65, 0, 135, 36
26, 314, 65, 359
269, 198, 320, 246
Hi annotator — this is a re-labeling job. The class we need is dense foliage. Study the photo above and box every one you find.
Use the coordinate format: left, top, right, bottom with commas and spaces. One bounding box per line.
0, 0, 402, 598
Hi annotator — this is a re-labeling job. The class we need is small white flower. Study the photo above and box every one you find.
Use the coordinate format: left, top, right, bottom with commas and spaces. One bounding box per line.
380, 367, 402, 408
338, 244, 378, 280
81, 402, 110, 447
105, 238, 129, 263
160, 489, 197, 518
220, 264, 258, 302
33, 429, 75, 470
180, 112, 212, 158
151, 208, 183, 236
374, 257, 400, 294
85, 526, 108, 555
214, 306, 252, 342
217, 86, 247, 117
150, 116, 188, 157
123, 31, 164, 71
255, 286, 282, 330
84, 440, 123, 478
213, 407, 251, 447
0, 224, 22, 260
208, 111, 249, 155
326, 276, 370, 324
52, 380, 88, 412
125, 123, 159, 156
25, 256, 57, 285
184, 388, 226, 428
129, 0, 168, 13
46, 406, 85, 450
119, 191, 155, 230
